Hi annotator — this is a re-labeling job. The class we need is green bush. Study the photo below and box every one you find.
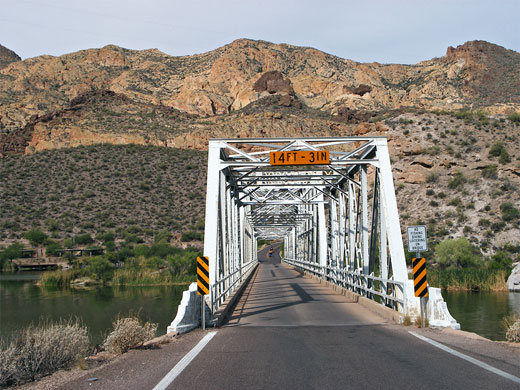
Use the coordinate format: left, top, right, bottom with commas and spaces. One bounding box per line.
75, 233, 93, 245
0, 242, 24, 261
447, 171, 466, 190
481, 165, 497, 179
434, 238, 482, 269
489, 142, 507, 158
181, 231, 203, 242
500, 202, 520, 221
499, 150, 511, 164
45, 241, 62, 257
507, 112, 520, 123
488, 251, 513, 273
23, 228, 47, 246
86, 256, 113, 281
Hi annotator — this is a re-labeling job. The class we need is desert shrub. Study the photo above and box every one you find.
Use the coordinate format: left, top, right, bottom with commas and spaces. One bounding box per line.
102, 316, 157, 354
181, 231, 203, 242
498, 150, 511, 164
0, 319, 88, 387
481, 164, 497, 179
154, 229, 172, 243
478, 218, 490, 227
507, 112, 520, 123
434, 238, 482, 269
447, 171, 466, 190
488, 142, 507, 158
105, 240, 116, 252
23, 228, 47, 246
75, 233, 93, 245
505, 316, 520, 343
500, 202, 520, 221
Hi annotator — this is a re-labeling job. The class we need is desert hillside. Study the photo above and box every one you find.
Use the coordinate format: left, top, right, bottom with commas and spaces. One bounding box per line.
0, 39, 518, 258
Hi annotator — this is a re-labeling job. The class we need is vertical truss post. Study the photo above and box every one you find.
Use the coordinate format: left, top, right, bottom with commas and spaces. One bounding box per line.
203, 142, 221, 306
379, 171, 388, 305
361, 166, 369, 276
348, 182, 356, 271
318, 195, 327, 275
375, 138, 407, 283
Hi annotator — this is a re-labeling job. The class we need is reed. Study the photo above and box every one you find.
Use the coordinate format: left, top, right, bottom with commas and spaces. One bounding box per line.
39, 269, 82, 287
428, 268, 508, 291
111, 269, 193, 286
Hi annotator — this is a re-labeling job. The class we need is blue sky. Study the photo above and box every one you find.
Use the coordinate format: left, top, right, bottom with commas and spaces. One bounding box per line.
1, 0, 519, 64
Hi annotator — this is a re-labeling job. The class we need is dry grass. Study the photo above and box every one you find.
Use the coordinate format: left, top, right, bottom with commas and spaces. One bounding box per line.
102, 316, 158, 354
504, 315, 520, 343
0, 319, 89, 387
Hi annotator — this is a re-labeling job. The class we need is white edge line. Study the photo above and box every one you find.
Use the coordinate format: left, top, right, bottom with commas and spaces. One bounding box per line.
153, 331, 218, 390
409, 331, 520, 384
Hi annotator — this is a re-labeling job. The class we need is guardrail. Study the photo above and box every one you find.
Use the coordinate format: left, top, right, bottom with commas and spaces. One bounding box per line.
211, 259, 258, 313
284, 258, 404, 311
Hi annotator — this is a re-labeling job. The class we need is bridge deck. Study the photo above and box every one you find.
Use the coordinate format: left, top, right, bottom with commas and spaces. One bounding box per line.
226, 245, 385, 327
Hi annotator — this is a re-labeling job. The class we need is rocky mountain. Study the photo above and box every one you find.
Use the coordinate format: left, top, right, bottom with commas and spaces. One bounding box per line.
0, 44, 21, 69
0, 39, 519, 153
0, 39, 518, 255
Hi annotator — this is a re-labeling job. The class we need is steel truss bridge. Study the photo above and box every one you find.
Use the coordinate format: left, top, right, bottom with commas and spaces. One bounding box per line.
202, 137, 456, 325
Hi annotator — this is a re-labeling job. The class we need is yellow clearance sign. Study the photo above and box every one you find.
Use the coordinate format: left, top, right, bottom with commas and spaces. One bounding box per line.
270, 150, 330, 166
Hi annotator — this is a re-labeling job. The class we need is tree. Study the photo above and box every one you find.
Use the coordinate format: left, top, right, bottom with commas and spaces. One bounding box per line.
23, 228, 48, 246
488, 251, 513, 273
434, 238, 482, 269
1, 242, 24, 261
46, 241, 62, 257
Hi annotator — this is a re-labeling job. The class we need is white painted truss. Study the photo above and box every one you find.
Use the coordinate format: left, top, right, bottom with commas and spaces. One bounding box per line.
202, 137, 459, 327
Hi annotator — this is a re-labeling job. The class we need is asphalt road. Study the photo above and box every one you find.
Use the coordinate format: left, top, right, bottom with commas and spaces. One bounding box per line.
56, 245, 520, 390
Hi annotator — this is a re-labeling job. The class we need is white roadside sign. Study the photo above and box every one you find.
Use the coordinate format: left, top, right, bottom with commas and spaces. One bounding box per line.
407, 225, 427, 253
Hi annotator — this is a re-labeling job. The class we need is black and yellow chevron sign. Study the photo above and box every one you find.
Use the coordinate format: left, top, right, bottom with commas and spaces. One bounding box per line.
197, 256, 210, 295
412, 257, 428, 297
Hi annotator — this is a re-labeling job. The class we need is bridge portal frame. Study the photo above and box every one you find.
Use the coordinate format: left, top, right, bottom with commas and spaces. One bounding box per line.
201, 137, 458, 329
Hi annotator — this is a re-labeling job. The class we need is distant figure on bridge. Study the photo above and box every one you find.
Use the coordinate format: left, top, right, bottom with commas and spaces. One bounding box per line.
269, 247, 274, 257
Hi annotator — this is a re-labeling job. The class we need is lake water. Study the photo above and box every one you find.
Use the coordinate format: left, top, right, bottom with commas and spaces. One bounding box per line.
0, 272, 186, 346
443, 290, 520, 341
1, 273, 519, 343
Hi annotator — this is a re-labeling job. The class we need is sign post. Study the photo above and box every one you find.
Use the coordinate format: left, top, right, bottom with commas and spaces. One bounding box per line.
197, 256, 210, 330
407, 226, 428, 328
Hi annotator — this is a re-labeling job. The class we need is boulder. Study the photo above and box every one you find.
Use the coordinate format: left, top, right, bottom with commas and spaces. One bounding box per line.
253, 71, 294, 95
507, 262, 520, 292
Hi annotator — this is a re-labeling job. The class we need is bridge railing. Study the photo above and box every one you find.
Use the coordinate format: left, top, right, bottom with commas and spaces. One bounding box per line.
211, 259, 257, 313
284, 258, 404, 311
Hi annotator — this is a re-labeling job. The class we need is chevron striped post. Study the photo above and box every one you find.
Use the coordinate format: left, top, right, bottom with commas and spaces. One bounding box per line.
197, 256, 210, 330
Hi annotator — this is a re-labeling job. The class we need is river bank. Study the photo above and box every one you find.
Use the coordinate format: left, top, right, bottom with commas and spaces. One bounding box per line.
0, 272, 185, 346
